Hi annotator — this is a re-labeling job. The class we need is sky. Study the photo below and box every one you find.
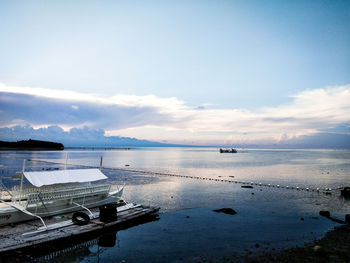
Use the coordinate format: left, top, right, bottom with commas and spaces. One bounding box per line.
0, 0, 350, 146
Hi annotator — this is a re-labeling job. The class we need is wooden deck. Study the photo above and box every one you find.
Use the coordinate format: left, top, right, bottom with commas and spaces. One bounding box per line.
0, 203, 160, 254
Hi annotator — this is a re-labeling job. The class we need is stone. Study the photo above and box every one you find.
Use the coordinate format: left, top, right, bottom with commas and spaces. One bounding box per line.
341, 187, 350, 198
345, 214, 350, 224
313, 245, 322, 252
213, 208, 237, 215
319, 211, 330, 217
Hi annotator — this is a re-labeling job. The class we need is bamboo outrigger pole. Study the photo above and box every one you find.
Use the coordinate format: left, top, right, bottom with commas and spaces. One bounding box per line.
19, 159, 26, 204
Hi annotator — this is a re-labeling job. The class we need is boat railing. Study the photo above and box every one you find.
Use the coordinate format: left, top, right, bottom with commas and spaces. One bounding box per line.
11, 183, 110, 204
11, 183, 91, 201
25, 184, 111, 206
0, 176, 12, 201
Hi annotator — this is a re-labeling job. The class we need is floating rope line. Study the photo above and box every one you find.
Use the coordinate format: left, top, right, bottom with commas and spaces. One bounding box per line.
1, 157, 343, 196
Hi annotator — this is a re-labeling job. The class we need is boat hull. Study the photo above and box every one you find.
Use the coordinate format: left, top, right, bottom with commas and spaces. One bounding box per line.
0, 187, 123, 226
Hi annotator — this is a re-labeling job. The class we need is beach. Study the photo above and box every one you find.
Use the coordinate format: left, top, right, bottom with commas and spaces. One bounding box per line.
240, 224, 350, 263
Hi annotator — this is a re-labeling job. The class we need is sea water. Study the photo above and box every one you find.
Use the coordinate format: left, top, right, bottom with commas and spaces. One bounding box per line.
0, 148, 349, 262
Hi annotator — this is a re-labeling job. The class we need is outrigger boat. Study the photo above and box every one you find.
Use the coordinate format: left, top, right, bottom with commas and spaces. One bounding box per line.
0, 160, 124, 228
219, 148, 237, 153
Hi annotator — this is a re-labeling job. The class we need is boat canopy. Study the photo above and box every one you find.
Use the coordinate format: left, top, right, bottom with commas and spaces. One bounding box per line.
22, 169, 108, 187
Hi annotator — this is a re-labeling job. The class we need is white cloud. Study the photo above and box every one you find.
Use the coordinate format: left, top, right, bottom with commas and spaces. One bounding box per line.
1, 82, 350, 145
0, 82, 186, 112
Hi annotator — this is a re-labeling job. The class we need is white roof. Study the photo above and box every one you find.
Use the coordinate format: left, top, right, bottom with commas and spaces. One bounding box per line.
23, 169, 108, 187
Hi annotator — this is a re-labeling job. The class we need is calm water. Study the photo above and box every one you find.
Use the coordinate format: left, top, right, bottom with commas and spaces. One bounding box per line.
0, 148, 349, 262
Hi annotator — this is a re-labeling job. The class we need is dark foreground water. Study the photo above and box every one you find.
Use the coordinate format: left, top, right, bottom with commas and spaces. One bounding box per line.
0, 148, 349, 262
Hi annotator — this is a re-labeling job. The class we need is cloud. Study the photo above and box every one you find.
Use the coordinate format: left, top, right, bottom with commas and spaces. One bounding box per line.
1, 82, 350, 145
0, 87, 174, 130
279, 131, 350, 149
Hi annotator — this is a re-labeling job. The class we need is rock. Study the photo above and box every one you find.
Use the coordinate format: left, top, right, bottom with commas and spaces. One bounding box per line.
345, 214, 350, 224
319, 210, 330, 217
300, 217, 304, 221
313, 245, 322, 252
341, 187, 350, 198
213, 208, 237, 215
313, 245, 326, 256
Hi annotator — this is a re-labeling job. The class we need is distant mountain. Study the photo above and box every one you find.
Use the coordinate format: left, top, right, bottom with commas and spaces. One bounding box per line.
65, 135, 178, 147
220, 132, 350, 149
0, 125, 180, 147
277, 132, 350, 149
1, 125, 349, 148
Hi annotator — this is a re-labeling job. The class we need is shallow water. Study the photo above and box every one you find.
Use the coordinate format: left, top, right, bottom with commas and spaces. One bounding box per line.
0, 148, 349, 262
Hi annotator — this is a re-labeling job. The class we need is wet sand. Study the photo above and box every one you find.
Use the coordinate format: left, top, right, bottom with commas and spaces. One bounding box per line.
200, 224, 350, 263
244, 224, 350, 263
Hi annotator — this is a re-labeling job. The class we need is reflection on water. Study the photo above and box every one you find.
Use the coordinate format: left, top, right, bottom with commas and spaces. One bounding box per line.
36, 239, 100, 263
0, 148, 349, 262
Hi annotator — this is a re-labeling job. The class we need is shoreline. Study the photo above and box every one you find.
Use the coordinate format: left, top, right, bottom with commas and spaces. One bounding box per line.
237, 224, 350, 263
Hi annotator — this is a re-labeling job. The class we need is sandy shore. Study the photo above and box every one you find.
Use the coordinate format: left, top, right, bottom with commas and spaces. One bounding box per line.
239, 224, 350, 263
195, 223, 350, 263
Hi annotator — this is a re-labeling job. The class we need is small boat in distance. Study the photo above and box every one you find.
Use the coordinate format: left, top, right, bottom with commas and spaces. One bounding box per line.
219, 148, 238, 153
0, 161, 124, 227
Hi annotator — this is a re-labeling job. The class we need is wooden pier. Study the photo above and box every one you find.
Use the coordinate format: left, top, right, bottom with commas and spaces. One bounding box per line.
0, 203, 159, 254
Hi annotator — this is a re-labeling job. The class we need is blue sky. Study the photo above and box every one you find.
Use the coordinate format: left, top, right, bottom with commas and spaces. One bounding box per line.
0, 1, 350, 146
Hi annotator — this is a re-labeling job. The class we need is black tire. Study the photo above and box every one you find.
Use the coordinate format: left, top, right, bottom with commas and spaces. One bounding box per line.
72, 211, 90, 225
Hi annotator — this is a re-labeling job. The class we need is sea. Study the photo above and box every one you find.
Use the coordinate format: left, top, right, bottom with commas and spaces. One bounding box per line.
0, 148, 349, 262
